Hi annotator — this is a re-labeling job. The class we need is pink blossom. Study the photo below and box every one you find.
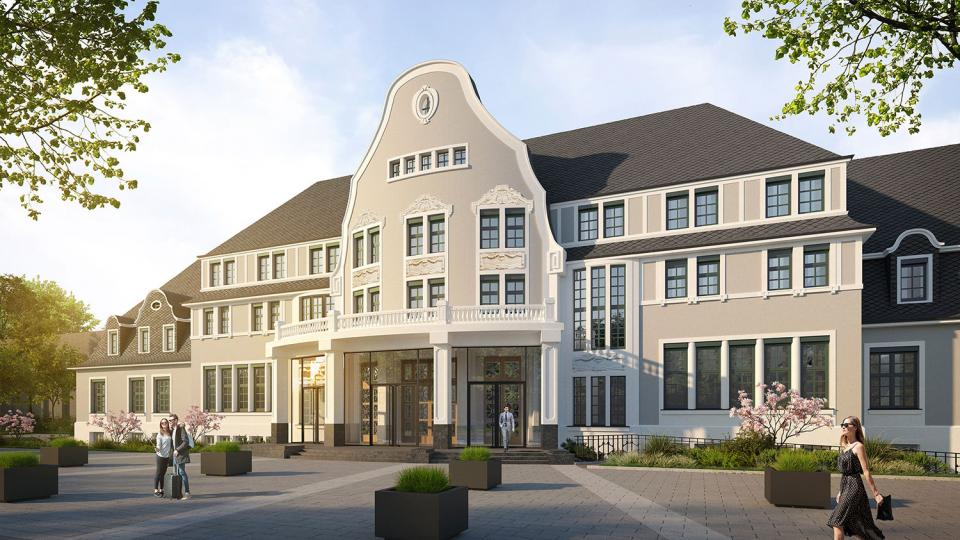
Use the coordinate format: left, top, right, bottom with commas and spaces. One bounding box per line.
0, 410, 36, 439
87, 411, 143, 443
730, 382, 833, 446
183, 405, 224, 441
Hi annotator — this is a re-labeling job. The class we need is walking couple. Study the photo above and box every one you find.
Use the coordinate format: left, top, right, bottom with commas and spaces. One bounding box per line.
153, 413, 194, 499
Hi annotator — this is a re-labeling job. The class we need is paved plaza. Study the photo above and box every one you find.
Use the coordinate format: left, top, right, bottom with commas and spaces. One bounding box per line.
1, 450, 958, 539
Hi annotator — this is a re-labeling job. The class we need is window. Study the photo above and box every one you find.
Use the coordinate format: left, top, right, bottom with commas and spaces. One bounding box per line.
573, 377, 586, 426
237, 367, 249, 411
404, 156, 415, 174
697, 257, 720, 296
453, 146, 466, 165
505, 275, 525, 305
163, 325, 175, 352
268, 301, 280, 330
898, 257, 930, 302
107, 330, 118, 355
666, 259, 687, 298
258, 255, 270, 281
767, 249, 792, 290
90, 380, 105, 414
763, 341, 791, 388
590, 267, 605, 349
353, 291, 364, 313
138, 327, 150, 353
429, 279, 445, 307
696, 344, 721, 409
224, 260, 236, 285
220, 367, 232, 412
798, 172, 824, 213
610, 376, 626, 426
801, 338, 829, 403
766, 177, 791, 217
591, 376, 606, 426
203, 309, 214, 336
153, 377, 170, 413
666, 193, 689, 230
352, 234, 364, 268
326, 244, 339, 272
429, 216, 445, 253
369, 228, 380, 263
578, 206, 598, 241
437, 150, 449, 168
505, 208, 525, 248
480, 210, 499, 249
389, 160, 400, 178
129, 378, 145, 413
663, 346, 688, 410
253, 365, 266, 412
218, 306, 230, 335
273, 252, 286, 279
310, 247, 323, 274
695, 189, 718, 226
573, 269, 587, 351
300, 296, 324, 320
803, 245, 829, 288
729, 343, 755, 404
204, 368, 216, 411
407, 281, 424, 309
252, 304, 264, 332
610, 265, 625, 349
210, 262, 222, 287
869, 347, 918, 409
480, 276, 499, 305
407, 218, 424, 256
603, 202, 624, 237
369, 288, 380, 312
420, 153, 431, 171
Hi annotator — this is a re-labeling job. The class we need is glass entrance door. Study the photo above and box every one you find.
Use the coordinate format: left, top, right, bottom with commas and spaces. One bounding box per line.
467, 383, 524, 448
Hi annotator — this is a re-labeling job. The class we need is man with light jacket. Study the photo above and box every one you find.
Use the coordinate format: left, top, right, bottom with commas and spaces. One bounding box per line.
170, 413, 194, 500
498, 405, 516, 452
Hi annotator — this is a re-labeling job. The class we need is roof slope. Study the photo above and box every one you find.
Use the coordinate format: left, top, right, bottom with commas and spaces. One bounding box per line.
524, 103, 842, 204
847, 144, 960, 253
203, 175, 351, 257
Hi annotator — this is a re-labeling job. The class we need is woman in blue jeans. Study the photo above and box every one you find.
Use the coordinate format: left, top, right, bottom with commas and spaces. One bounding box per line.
153, 418, 172, 497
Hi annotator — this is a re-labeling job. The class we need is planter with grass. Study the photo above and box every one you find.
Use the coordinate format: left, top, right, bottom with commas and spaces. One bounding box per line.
0, 452, 58, 502
449, 446, 501, 490
40, 438, 88, 467
764, 450, 830, 509
375, 466, 467, 540
199, 442, 252, 476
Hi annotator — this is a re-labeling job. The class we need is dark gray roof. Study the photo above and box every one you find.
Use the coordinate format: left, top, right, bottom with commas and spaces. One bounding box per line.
566, 215, 871, 261
525, 103, 843, 204
203, 175, 351, 257
187, 276, 330, 304
848, 144, 960, 253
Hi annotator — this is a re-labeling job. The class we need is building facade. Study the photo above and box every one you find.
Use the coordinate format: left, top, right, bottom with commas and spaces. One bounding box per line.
73, 61, 960, 453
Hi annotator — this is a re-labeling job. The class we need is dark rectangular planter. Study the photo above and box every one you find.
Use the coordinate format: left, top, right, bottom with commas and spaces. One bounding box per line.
764, 467, 831, 509
449, 459, 501, 490
200, 451, 253, 476
40, 446, 88, 467
375, 486, 468, 540
0, 465, 58, 502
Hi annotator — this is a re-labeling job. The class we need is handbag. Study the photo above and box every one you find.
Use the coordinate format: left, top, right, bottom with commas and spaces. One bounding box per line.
876, 494, 893, 521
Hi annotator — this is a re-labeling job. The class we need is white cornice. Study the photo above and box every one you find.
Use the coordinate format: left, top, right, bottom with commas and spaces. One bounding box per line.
862, 228, 949, 259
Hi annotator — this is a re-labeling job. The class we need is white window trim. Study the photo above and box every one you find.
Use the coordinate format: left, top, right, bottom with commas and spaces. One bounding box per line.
387, 143, 470, 183
107, 329, 119, 356
126, 375, 147, 415
896, 254, 933, 304
137, 326, 150, 354
89, 377, 107, 415
250, 302, 266, 333
209, 260, 222, 287
150, 374, 173, 415
862, 342, 925, 423
202, 308, 215, 337
161, 324, 176, 352
601, 199, 628, 239
217, 305, 232, 337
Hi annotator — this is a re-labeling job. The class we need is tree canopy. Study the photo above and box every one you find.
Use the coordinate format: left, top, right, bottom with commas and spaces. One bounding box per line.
0, 0, 179, 219
724, 1, 959, 135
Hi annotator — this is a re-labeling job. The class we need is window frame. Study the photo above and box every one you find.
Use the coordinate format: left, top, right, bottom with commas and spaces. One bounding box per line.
137, 326, 150, 354
428, 215, 445, 253
610, 375, 626, 426
869, 346, 920, 410
603, 201, 624, 238
765, 177, 791, 218
224, 260, 236, 285
590, 376, 606, 426
90, 379, 106, 414
267, 301, 280, 331
695, 344, 721, 410
609, 265, 626, 349
219, 367, 233, 412
368, 228, 380, 264
272, 252, 286, 279
326, 244, 339, 273
428, 279, 445, 308
353, 233, 365, 268
694, 188, 719, 227
203, 308, 214, 336
407, 218, 424, 256
505, 208, 525, 248
665, 259, 687, 299
368, 288, 380, 312
153, 376, 170, 414
763, 340, 792, 388
257, 255, 270, 281
162, 324, 176, 352
203, 367, 217, 412
663, 345, 688, 410
666, 192, 689, 230
107, 329, 119, 356
572, 268, 587, 351
767, 249, 792, 291
696, 256, 720, 297
578, 205, 599, 241
479, 209, 499, 249
728, 342, 755, 406
128, 377, 145, 414
572, 377, 587, 426
504, 274, 525, 305
897, 255, 932, 304
590, 267, 606, 349
407, 280, 424, 309
798, 172, 825, 214
800, 337, 829, 404
251, 303, 264, 332
353, 291, 364, 314
218, 306, 230, 335
209, 261, 222, 287
479, 275, 499, 305
309, 247, 323, 274
803, 245, 829, 288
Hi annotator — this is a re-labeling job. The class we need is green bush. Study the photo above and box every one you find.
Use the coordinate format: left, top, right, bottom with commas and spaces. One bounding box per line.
809, 449, 839, 471
90, 438, 154, 452
33, 416, 75, 435
756, 448, 780, 469
0, 436, 45, 449
864, 436, 897, 463
643, 435, 683, 456
604, 452, 696, 468
773, 450, 821, 472
561, 438, 598, 461
459, 446, 491, 461
199, 441, 241, 453
0, 452, 40, 468
395, 467, 449, 493
49, 437, 86, 448
898, 452, 948, 474
689, 446, 753, 469
725, 430, 774, 457
873, 459, 925, 476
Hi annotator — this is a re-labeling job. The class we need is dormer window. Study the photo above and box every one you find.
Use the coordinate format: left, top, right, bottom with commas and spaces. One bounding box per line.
107, 329, 119, 356
766, 177, 791, 217
257, 255, 270, 281
224, 260, 236, 285
897, 255, 932, 304
666, 193, 688, 230
162, 324, 176, 352
695, 189, 718, 226
799, 172, 825, 214
210, 262, 222, 287
273, 252, 286, 279
137, 327, 150, 354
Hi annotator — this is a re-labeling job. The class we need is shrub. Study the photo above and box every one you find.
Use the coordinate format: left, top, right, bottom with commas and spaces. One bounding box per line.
0, 436, 45, 448
184, 406, 224, 442
688, 446, 753, 469
604, 452, 696, 468
872, 459, 925, 476
725, 430, 774, 457
49, 437, 86, 448
864, 436, 897, 463
773, 449, 821, 472
730, 383, 832, 446
0, 410, 36, 439
87, 411, 142, 443
561, 438, 598, 461
810, 449, 839, 471
898, 452, 949, 474
199, 441, 241, 453
459, 446, 491, 461
643, 435, 683, 455
0, 452, 39, 468
757, 448, 780, 469
90, 438, 154, 452
34, 416, 75, 435
395, 467, 449, 493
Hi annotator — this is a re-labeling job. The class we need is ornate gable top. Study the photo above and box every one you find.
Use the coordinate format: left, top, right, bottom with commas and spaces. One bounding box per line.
471, 184, 533, 213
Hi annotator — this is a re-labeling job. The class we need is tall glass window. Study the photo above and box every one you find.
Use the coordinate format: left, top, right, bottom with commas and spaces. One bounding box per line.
218, 306, 230, 334
798, 172, 824, 213
258, 255, 270, 281
129, 378, 145, 413
695, 345, 721, 409
369, 288, 380, 312
766, 177, 791, 217
353, 291, 364, 313
153, 377, 170, 413
91, 380, 105, 414
728, 342, 755, 405
573, 377, 586, 426
505, 275, 525, 304
429, 216, 445, 253
407, 218, 423, 256
869, 347, 918, 409
666, 259, 687, 298
768, 249, 792, 290
666, 193, 688, 229
801, 338, 829, 403
210, 262, 221, 287
429, 280, 445, 307
268, 301, 280, 330
237, 367, 249, 411
610, 376, 626, 426
663, 346, 688, 410
697, 256, 720, 296
578, 206, 598, 241
590, 267, 606, 349
480, 210, 499, 249
203, 309, 214, 336
803, 245, 829, 288
220, 367, 232, 412
252, 304, 264, 332
591, 376, 606, 426
253, 366, 266, 412
505, 209, 525, 248
763, 341, 791, 388
603, 202, 624, 237
224, 260, 235, 285
204, 368, 216, 411
353, 234, 364, 268
573, 269, 587, 351
273, 252, 286, 279
480, 276, 499, 304
163, 325, 175, 352
408, 281, 424, 309
326, 244, 339, 272
695, 189, 718, 226
609, 265, 625, 349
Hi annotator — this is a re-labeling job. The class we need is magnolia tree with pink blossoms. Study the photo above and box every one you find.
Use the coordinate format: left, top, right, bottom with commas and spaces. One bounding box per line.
0, 409, 36, 439
88, 411, 143, 442
730, 382, 833, 447
184, 405, 224, 442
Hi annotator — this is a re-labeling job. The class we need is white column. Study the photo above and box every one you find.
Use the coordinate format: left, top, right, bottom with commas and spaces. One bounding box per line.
433, 344, 452, 425
541, 343, 558, 424
754, 338, 764, 403
720, 340, 730, 409
687, 342, 696, 410
791, 336, 801, 392
325, 352, 343, 424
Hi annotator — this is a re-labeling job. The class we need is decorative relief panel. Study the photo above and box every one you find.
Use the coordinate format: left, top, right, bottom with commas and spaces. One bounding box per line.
352, 267, 380, 287
406, 255, 445, 277
352, 210, 382, 229
572, 353, 627, 372
471, 184, 533, 213
479, 251, 525, 271
400, 194, 452, 219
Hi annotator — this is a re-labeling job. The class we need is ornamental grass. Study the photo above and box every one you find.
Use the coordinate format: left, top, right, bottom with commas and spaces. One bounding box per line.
394, 466, 449, 493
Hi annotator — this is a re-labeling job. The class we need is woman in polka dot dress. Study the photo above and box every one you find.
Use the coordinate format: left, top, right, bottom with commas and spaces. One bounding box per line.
827, 416, 885, 539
